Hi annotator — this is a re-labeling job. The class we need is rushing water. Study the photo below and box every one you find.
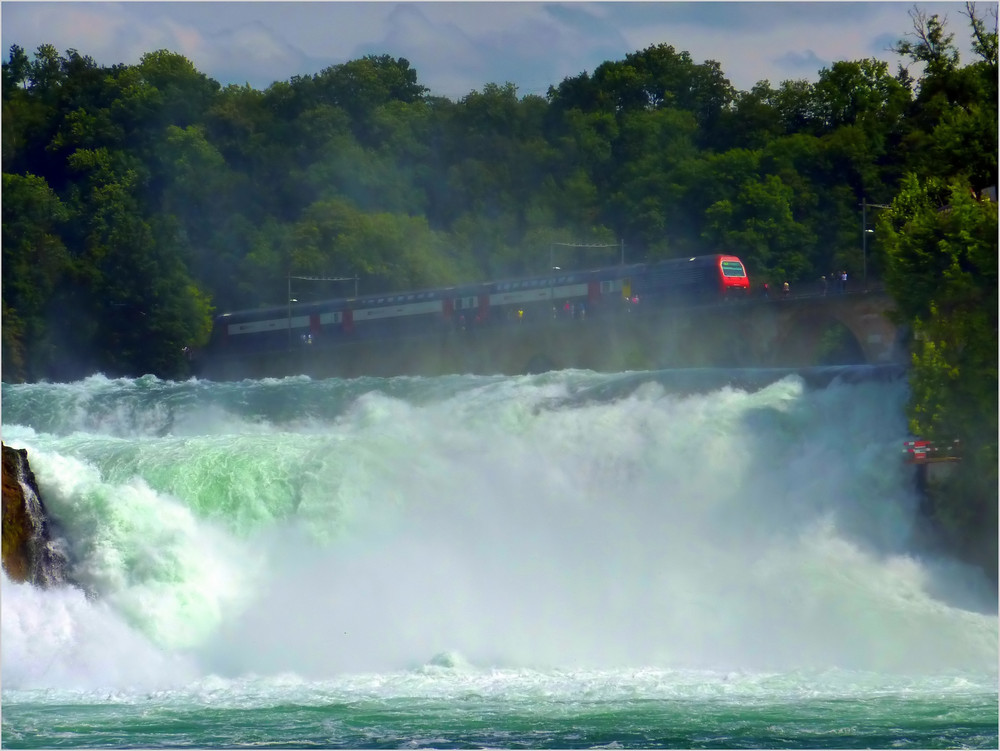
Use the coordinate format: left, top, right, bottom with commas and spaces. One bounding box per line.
2, 368, 996, 749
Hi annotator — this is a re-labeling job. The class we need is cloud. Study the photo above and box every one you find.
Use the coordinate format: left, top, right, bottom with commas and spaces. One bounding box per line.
195, 22, 306, 87
358, 3, 487, 97
773, 49, 829, 79
0, 1, 981, 98
355, 3, 607, 98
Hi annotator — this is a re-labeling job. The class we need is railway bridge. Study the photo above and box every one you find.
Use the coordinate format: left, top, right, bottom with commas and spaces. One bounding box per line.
712, 288, 903, 368
199, 288, 906, 380
491, 288, 904, 375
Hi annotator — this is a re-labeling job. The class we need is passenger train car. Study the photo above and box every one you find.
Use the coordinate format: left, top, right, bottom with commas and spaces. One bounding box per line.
207, 254, 750, 356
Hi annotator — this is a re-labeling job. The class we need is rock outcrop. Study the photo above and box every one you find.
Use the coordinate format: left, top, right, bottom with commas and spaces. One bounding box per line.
2, 443, 70, 587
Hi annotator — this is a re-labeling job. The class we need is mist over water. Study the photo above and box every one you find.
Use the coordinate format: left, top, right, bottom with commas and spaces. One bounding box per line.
2, 368, 996, 695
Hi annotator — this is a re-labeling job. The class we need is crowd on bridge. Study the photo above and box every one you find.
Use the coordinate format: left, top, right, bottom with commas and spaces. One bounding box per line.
760, 270, 850, 300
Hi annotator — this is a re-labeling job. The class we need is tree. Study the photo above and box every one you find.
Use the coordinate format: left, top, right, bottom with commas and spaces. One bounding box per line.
1, 172, 70, 381
291, 198, 472, 294
311, 54, 427, 139
606, 106, 699, 253
702, 172, 815, 280
721, 81, 786, 149
548, 44, 734, 149
893, 6, 961, 81
812, 59, 911, 134
894, 4, 998, 191
136, 49, 220, 129
881, 175, 998, 572
64, 146, 213, 377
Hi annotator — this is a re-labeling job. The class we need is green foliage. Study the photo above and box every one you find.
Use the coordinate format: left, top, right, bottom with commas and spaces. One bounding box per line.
813, 58, 910, 133
1, 172, 71, 381
0, 9, 994, 392
882, 175, 998, 575
878, 3, 997, 579
291, 198, 472, 294
883, 176, 998, 437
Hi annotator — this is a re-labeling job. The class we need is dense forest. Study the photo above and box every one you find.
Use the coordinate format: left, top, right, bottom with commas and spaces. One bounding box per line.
2, 7, 996, 572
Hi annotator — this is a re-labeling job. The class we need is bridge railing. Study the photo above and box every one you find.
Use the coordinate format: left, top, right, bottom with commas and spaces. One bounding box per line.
755, 278, 886, 301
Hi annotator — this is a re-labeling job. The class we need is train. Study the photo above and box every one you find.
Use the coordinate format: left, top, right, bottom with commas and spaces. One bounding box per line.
205, 254, 750, 357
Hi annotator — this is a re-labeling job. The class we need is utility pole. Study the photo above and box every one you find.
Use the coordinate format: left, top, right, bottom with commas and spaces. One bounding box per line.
287, 273, 360, 349
860, 199, 890, 291
288, 274, 294, 349
548, 241, 623, 312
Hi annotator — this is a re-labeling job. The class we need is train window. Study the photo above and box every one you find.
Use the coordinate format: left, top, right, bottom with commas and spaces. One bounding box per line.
721, 261, 746, 277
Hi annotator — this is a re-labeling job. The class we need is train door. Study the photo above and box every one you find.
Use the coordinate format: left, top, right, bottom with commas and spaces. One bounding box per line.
588, 280, 601, 304
442, 297, 454, 322
477, 293, 490, 323
342, 308, 354, 334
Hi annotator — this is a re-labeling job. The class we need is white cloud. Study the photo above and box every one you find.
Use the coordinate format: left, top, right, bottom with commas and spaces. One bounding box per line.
0, 1, 982, 97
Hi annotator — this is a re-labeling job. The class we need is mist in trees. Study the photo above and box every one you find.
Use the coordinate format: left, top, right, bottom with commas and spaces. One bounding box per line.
2, 6, 995, 385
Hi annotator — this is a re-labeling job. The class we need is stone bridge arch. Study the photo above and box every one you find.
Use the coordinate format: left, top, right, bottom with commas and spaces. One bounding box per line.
767, 307, 866, 366
506, 291, 905, 373
753, 291, 903, 367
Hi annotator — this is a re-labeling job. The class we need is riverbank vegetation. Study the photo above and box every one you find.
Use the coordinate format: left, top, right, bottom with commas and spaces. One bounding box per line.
2, 8, 996, 571
875, 8, 997, 581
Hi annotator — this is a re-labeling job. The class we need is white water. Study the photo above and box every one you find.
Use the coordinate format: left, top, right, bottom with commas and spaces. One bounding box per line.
2, 371, 996, 695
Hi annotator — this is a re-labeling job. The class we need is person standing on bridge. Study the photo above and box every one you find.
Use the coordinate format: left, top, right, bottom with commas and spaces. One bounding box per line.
782, 281, 790, 298
820, 275, 828, 296
840, 270, 848, 293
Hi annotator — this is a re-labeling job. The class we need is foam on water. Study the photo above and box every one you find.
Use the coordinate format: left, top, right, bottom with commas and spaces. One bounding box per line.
1, 369, 996, 693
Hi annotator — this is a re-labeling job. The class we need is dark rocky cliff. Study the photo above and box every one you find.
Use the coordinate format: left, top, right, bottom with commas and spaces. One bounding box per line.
2, 443, 71, 587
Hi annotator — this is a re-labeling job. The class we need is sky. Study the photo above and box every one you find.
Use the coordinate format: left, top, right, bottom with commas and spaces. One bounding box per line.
0, 1, 986, 99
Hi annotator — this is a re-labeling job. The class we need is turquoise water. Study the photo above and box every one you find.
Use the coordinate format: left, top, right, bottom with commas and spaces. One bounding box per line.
2, 368, 996, 748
